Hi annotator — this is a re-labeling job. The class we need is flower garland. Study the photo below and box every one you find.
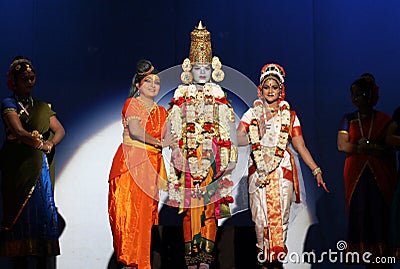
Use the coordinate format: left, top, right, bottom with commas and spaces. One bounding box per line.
168, 83, 236, 207
249, 100, 291, 187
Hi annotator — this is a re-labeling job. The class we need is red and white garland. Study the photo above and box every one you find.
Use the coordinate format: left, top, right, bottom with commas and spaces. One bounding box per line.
168, 83, 236, 207
249, 100, 291, 187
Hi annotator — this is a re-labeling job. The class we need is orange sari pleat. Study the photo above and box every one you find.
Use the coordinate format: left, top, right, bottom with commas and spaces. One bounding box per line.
108, 100, 166, 268
265, 170, 285, 260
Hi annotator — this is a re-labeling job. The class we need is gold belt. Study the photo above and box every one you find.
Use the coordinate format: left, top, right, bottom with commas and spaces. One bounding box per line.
123, 135, 161, 153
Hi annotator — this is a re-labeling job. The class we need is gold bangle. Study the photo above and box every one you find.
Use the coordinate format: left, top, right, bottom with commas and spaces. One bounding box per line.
45, 141, 53, 154
312, 167, 322, 177
31, 130, 43, 140
36, 140, 44, 150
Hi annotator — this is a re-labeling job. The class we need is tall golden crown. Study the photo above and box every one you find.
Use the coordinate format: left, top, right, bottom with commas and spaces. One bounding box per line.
189, 21, 212, 65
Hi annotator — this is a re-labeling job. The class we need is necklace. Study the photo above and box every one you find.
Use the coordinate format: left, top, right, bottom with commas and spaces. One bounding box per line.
17, 101, 30, 117
15, 95, 33, 106
357, 111, 374, 145
137, 97, 160, 130
14, 95, 33, 122
148, 106, 160, 131
266, 104, 279, 113
137, 96, 155, 111
262, 103, 279, 126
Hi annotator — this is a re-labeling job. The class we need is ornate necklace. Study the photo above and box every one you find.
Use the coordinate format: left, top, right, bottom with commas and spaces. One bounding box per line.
357, 111, 374, 145
262, 104, 279, 129
137, 97, 160, 130
267, 105, 279, 113
15, 95, 33, 122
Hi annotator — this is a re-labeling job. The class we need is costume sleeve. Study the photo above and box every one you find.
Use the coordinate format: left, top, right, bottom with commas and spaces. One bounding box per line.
290, 111, 303, 138
239, 108, 254, 133
47, 103, 56, 117
124, 98, 143, 122
1, 97, 18, 114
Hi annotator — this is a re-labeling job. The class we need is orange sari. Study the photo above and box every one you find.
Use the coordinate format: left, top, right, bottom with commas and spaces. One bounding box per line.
108, 98, 167, 268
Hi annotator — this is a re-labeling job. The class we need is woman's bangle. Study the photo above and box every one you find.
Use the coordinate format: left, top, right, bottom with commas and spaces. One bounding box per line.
312, 167, 322, 177
36, 140, 44, 150
44, 141, 53, 154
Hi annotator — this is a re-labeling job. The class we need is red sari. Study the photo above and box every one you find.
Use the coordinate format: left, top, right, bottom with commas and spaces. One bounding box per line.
108, 98, 167, 268
339, 110, 397, 257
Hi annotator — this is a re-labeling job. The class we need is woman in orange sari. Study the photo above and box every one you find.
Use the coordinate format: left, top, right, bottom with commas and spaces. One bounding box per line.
108, 59, 177, 269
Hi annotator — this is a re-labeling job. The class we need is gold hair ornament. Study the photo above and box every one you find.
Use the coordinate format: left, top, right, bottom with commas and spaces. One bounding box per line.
137, 65, 154, 76
260, 64, 285, 85
10, 59, 33, 69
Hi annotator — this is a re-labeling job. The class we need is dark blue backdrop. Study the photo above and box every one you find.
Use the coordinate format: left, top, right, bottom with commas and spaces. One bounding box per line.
1, 0, 399, 263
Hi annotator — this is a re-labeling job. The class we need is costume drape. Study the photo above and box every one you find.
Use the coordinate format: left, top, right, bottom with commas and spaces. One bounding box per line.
240, 99, 302, 261
0, 96, 59, 257
339, 110, 397, 257
108, 98, 167, 268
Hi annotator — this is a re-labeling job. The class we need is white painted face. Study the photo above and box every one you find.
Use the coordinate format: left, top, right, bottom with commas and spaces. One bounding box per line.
191, 64, 211, 84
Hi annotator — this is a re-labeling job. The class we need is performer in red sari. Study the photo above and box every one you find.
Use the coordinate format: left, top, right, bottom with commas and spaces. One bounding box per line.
108, 59, 177, 269
337, 74, 398, 268
389, 105, 400, 258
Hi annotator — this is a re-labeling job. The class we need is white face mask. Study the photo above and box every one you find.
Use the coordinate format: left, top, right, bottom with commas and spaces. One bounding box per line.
191, 64, 211, 84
